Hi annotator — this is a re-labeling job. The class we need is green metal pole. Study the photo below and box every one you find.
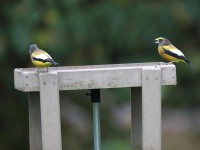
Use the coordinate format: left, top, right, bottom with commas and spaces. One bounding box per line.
91, 89, 101, 150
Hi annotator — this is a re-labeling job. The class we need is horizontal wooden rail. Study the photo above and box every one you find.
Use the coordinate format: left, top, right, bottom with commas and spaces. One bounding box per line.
14, 62, 176, 92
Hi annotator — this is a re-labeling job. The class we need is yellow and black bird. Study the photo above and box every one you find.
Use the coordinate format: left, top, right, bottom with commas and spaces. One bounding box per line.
29, 44, 59, 71
155, 37, 193, 67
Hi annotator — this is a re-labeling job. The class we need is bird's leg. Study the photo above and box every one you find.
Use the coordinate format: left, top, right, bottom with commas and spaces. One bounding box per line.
168, 61, 175, 65
36, 68, 39, 72
47, 67, 49, 72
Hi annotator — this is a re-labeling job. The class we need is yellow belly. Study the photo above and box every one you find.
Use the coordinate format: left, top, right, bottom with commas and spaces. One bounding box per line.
161, 54, 185, 63
31, 60, 52, 67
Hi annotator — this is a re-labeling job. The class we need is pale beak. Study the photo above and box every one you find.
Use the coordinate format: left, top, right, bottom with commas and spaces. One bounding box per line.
155, 38, 159, 43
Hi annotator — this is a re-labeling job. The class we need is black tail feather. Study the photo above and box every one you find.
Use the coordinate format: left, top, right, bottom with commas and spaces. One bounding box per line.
41, 58, 59, 66
188, 62, 194, 68
51, 61, 59, 66
184, 58, 194, 68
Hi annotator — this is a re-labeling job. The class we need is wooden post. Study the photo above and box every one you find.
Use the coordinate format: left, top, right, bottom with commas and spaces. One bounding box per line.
142, 67, 161, 150
39, 73, 62, 150
29, 92, 42, 150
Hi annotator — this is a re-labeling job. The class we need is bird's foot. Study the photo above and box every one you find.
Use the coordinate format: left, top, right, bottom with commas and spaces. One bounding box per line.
168, 61, 174, 65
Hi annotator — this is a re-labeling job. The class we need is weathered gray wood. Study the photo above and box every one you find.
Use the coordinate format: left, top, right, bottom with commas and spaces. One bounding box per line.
14, 62, 176, 92
29, 92, 42, 150
131, 87, 142, 149
142, 67, 161, 150
39, 73, 62, 150
14, 62, 177, 150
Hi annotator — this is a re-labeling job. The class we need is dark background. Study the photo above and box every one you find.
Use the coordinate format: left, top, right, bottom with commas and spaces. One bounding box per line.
0, 0, 200, 150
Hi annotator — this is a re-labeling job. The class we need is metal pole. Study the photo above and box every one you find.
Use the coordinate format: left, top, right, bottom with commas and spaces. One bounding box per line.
91, 89, 101, 150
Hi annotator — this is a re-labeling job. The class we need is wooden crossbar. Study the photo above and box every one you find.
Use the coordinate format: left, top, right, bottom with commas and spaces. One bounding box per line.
14, 62, 176, 92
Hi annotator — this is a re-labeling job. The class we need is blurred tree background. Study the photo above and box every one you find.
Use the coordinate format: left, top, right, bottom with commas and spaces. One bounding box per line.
0, 0, 200, 150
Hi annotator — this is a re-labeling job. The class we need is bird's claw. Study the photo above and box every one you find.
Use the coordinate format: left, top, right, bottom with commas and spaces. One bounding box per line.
168, 61, 174, 65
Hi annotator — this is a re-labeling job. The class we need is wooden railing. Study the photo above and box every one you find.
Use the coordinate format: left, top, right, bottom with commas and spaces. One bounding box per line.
14, 62, 177, 150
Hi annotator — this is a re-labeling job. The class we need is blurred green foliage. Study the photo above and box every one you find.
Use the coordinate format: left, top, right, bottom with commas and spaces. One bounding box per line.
0, 0, 200, 150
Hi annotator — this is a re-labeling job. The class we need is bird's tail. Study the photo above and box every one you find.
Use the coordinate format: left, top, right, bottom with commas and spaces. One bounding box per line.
46, 58, 59, 66
51, 61, 59, 66
184, 59, 194, 68
188, 62, 194, 68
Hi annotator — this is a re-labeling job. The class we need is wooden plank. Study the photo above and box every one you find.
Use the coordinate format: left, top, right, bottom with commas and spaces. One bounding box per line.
29, 92, 42, 150
39, 72, 62, 150
14, 62, 176, 92
14, 68, 40, 92
59, 67, 141, 90
131, 87, 142, 148
142, 67, 161, 150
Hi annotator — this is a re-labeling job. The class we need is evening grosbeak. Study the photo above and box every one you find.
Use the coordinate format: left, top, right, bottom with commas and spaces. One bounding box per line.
29, 44, 59, 71
155, 37, 193, 67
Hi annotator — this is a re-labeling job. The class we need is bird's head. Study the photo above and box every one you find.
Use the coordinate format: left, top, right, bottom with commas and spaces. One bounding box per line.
29, 44, 38, 54
155, 37, 171, 46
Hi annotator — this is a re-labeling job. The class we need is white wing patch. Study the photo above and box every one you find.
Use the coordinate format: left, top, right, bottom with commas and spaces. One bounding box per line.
162, 44, 185, 56
171, 49, 185, 56
34, 53, 52, 60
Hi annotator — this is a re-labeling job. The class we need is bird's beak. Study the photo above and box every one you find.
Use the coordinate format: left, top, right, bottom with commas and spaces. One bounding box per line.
155, 38, 159, 43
